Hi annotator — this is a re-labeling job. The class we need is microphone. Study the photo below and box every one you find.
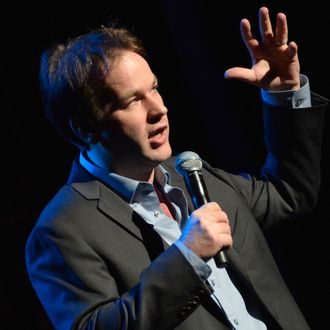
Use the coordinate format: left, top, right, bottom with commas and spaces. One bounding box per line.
175, 151, 229, 268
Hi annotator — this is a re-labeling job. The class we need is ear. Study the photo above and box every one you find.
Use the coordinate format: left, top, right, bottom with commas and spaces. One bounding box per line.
69, 118, 99, 145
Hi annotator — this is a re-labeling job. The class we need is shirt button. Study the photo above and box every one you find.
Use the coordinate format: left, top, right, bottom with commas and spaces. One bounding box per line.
154, 210, 161, 217
210, 279, 215, 286
234, 318, 239, 325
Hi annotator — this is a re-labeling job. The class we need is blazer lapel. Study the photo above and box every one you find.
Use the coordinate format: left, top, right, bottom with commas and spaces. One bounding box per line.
67, 157, 144, 241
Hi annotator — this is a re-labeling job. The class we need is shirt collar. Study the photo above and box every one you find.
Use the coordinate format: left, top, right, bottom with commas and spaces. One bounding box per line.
79, 151, 171, 203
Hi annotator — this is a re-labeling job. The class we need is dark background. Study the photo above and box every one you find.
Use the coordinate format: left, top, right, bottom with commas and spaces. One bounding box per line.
1, 1, 329, 328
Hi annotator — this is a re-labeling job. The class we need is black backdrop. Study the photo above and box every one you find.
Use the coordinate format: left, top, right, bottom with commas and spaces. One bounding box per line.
1, 1, 329, 329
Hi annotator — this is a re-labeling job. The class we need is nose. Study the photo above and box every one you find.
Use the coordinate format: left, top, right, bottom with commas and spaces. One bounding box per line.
146, 94, 168, 123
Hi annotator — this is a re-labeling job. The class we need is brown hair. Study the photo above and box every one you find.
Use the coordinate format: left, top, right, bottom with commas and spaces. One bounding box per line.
40, 26, 146, 149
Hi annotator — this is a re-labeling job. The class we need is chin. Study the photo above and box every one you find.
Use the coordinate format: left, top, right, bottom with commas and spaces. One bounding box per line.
148, 144, 172, 163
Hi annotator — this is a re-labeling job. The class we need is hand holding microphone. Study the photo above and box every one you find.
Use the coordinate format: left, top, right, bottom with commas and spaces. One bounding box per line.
175, 151, 231, 268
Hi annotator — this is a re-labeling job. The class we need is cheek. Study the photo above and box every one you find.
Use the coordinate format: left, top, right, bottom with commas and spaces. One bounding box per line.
123, 124, 145, 142
111, 113, 146, 141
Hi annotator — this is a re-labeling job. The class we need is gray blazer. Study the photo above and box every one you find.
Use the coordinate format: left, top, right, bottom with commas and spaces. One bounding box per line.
26, 96, 327, 330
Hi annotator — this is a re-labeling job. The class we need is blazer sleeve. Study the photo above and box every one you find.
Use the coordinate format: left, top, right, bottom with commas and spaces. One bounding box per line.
25, 221, 213, 330
203, 92, 328, 229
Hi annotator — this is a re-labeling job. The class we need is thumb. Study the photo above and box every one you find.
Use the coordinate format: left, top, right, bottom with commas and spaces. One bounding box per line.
224, 67, 256, 83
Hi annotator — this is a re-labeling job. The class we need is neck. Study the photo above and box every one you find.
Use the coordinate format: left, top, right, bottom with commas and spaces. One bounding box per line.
112, 165, 156, 183
86, 149, 156, 183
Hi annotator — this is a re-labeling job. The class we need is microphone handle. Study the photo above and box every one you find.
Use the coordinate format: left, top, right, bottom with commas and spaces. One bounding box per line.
183, 171, 229, 268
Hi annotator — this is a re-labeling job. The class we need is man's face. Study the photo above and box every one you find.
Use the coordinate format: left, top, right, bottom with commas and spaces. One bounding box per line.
100, 51, 172, 172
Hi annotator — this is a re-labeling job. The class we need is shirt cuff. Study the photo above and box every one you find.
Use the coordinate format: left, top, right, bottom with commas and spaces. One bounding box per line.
175, 241, 212, 281
261, 74, 311, 108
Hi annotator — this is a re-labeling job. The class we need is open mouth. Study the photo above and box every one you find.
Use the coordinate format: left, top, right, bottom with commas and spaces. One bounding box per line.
148, 126, 168, 147
148, 126, 167, 139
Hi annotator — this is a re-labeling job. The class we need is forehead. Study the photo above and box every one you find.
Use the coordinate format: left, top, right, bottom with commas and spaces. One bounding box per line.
105, 51, 153, 90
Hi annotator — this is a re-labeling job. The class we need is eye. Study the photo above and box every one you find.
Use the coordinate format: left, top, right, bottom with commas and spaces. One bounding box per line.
123, 97, 142, 109
151, 84, 159, 93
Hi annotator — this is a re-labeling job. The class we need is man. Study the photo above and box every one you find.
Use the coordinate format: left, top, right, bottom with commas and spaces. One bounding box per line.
26, 7, 327, 329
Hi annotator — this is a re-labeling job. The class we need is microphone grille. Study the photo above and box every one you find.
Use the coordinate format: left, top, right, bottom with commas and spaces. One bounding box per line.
175, 151, 203, 176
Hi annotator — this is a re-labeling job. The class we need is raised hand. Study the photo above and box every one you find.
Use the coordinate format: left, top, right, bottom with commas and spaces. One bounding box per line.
225, 7, 300, 91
